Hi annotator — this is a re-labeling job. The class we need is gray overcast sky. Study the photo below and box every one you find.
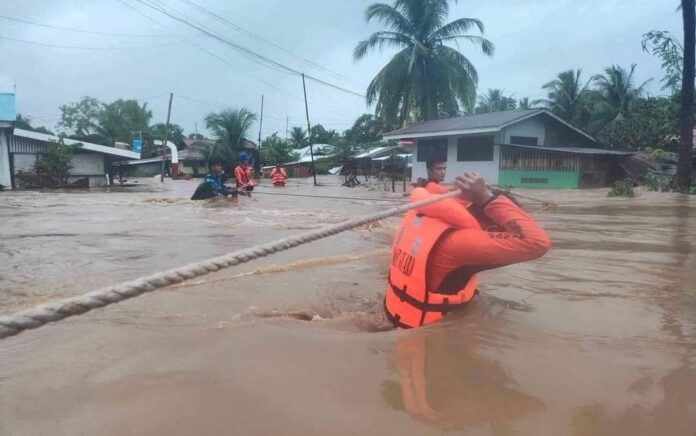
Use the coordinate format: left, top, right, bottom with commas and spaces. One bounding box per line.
0, 0, 683, 140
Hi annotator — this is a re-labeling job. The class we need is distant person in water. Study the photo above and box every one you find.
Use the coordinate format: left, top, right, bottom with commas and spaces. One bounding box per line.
270, 163, 287, 187
190, 160, 238, 200
235, 151, 256, 194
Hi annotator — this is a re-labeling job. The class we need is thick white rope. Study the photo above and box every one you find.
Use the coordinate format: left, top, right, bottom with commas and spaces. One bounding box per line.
0, 189, 465, 340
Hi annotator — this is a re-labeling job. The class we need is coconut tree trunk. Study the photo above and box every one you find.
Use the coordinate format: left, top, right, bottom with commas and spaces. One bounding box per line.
677, 0, 695, 191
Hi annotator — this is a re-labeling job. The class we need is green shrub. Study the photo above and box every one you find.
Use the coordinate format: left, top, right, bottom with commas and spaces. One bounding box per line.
17, 140, 78, 188
644, 172, 671, 192
608, 177, 635, 197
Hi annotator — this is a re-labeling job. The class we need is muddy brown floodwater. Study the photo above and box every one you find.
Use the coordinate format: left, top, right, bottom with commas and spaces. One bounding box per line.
0, 176, 695, 435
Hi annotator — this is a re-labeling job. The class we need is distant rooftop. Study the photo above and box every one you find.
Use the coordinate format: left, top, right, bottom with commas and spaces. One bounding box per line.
382, 108, 595, 143
383, 109, 543, 138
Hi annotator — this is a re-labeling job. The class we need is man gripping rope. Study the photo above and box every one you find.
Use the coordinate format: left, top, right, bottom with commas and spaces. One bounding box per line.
384, 171, 551, 329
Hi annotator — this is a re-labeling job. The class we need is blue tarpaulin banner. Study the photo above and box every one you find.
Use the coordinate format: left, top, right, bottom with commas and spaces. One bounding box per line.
132, 139, 142, 154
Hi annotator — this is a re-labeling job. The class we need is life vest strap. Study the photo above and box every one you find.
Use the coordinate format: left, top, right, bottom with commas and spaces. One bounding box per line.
383, 298, 412, 329
388, 279, 456, 314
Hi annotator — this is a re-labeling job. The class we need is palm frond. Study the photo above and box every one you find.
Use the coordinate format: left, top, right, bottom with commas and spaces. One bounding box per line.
365, 3, 414, 35
353, 31, 412, 60
430, 17, 484, 40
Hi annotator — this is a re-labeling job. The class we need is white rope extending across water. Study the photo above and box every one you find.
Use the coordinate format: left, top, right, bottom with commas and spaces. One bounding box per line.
0, 189, 467, 340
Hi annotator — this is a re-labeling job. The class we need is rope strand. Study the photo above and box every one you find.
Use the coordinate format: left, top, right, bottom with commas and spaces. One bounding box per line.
0, 190, 465, 339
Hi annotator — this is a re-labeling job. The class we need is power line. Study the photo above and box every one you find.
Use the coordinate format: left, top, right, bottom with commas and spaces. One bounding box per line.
131, 0, 365, 98
175, 93, 224, 108
0, 14, 184, 38
0, 35, 185, 50
138, 0, 293, 74
116, 0, 305, 100
175, 0, 358, 85
134, 93, 171, 101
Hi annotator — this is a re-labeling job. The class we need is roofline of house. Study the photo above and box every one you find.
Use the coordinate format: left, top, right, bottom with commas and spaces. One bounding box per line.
533, 110, 597, 142
382, 109, 597, 143
383, 126, 500, 140
13, 128, 141, 159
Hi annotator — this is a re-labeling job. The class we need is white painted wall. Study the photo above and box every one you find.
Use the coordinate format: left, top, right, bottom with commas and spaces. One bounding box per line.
12, 153, 37, 172
0, 130, 11, 187
501, 117, 546, 145
70, 153, 105, 175
412, 135, 500, 183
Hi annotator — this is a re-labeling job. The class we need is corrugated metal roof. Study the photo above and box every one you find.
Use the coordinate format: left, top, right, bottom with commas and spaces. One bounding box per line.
119, 157, 165, 165
13, 128, 141, 159
0, 93, 16, 122
383, 109, 542, 138
352, 146, 389, 159
383, 109, 597, 143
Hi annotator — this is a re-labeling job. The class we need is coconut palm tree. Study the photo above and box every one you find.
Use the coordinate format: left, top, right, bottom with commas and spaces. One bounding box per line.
535, 69, 592, 128
354, 0, 494, 127
289, 126, 308, 149
475, 89, 517, 113
592, 64, 650, 118
517, 97, 531, 110
203, 108, 257, 164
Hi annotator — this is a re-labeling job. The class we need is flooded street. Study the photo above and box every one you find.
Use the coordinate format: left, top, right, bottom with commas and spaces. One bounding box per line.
1, 176, 695, 435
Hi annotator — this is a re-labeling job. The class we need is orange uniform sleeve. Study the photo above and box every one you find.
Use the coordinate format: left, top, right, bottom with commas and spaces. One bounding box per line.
234, 166, 246, 187
427, 195, 551, 288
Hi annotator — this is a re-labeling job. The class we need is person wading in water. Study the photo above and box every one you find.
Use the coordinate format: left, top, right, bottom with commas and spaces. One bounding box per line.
190, 159, 238, 200
235, 151, 256, 196
270, 163, 287, 187
384, 171, 551, 329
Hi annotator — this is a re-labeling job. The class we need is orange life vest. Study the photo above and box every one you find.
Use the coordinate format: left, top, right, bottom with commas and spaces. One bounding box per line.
271, 167, 287, 185
235, 165, 256, 188
384, 201, 479, 329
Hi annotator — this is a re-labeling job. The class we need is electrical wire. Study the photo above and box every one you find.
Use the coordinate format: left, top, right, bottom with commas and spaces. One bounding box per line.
115, 0, 306, 100
131, 0, 365, 98
0, 34, 185, 50
175, 0, 359, 85
0, 14, 183, 38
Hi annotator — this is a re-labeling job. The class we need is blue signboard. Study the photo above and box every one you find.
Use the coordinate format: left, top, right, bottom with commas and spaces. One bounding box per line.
132, 139, 142, 154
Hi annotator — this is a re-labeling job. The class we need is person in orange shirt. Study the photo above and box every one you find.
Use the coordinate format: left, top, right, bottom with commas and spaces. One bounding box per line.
413, 159, 448, 193
270, 163, 287, 187
384, 171, 551, 329
234, 151, 256, 195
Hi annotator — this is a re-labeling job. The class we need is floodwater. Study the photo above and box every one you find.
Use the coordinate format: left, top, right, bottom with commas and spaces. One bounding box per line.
0, 176, 694, 436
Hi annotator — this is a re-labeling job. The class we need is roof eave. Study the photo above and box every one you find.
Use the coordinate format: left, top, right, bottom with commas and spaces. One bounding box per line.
13, 128, 141, 159
383, 126, 500, 140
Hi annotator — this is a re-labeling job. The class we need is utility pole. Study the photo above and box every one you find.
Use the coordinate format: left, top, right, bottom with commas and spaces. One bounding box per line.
160, 92, 173, 183
285, 115, 289, 140
302, 73, 317, 186
257, 94, 264, 147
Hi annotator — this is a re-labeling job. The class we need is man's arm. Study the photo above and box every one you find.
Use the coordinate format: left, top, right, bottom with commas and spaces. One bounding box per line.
234, 166, 247, 188
432, 195, 551, 269
205, 174, 232, 196
429, 172, 551, 271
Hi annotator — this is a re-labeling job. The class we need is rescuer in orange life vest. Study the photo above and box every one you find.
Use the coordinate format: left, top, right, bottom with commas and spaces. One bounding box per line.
384, 170, 551, 329
270, 163, 287, 187
234, 151, 256, 195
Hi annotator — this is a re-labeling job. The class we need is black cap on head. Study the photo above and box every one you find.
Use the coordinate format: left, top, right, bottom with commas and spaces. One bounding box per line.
208, 158, 224, 167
